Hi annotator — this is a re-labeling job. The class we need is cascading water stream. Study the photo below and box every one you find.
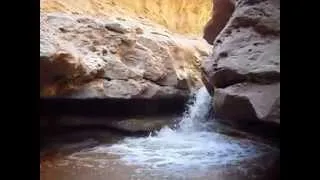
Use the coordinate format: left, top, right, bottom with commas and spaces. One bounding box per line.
69, 87, 276, 175
177, 86, 213, 132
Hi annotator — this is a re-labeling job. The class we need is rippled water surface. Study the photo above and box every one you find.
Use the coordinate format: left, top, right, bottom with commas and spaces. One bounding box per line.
40, 87, 279, 180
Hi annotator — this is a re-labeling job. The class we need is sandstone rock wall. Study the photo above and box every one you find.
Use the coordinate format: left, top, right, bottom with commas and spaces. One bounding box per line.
41, 0, 212, 35
40, 13, 211, 99
202, 0, 280, 124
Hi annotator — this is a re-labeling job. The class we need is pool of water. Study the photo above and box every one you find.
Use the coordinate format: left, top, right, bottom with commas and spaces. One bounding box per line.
40, 87, 280, 180
40, 135, 279, 180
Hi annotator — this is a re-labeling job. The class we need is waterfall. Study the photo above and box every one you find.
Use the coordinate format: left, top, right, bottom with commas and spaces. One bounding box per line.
73, 87, 273, 174
177, 87, 213, 132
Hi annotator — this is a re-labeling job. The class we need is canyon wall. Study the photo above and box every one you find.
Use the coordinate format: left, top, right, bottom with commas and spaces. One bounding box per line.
202, 0, 280, 125
41, 0, 212, 35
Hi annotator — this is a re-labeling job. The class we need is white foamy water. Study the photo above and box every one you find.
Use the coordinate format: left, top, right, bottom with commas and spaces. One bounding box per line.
71, 87, 274, 173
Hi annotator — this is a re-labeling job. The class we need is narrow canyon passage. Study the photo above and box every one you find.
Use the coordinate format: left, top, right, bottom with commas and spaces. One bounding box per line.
40, 0, 280, 179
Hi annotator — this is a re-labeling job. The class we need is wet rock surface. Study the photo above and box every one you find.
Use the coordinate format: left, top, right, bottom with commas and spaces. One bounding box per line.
40, 115, 177, 134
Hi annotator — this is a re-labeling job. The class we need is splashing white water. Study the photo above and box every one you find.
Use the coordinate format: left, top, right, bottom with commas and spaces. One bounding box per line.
178, 86, 213, 132
72, 87, 274, 173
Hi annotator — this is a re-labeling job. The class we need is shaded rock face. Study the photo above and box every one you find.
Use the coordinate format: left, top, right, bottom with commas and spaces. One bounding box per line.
40, 98, 188, 117
40, 98, 185, 134
41, 115, 175, 134
203, 0, 235, 45
202, 0, 280, 124
40, 13, 211, 99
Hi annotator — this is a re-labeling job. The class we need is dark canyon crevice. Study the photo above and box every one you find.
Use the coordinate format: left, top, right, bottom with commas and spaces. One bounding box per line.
40, 97, 187, 145
40, 97, 188, 117
203, 0, 235, 45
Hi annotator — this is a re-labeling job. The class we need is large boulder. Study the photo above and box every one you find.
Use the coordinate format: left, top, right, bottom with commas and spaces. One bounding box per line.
202, 0, 280, 124
214, 83, 280, 124
40, 13, 211, 99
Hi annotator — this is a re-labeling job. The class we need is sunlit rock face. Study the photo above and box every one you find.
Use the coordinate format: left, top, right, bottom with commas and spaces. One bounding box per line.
41, 0, 212, 35
40, 11, 211, 99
